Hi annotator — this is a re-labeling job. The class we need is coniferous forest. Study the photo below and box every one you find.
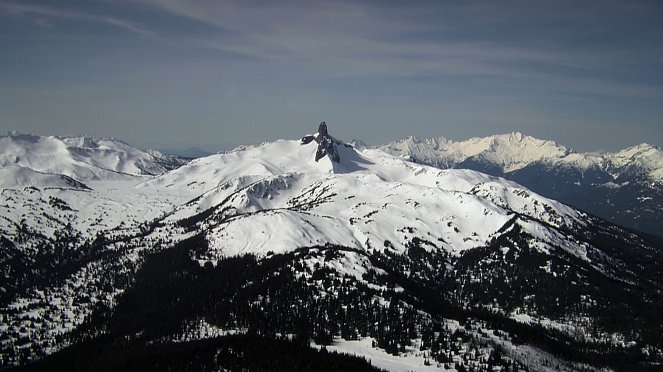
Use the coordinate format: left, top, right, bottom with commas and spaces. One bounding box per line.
7, 225, 663, 371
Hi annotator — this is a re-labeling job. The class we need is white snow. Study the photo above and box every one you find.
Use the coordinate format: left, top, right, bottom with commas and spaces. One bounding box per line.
379, 132, 663, 183
315, 337, 441, 372
380, 132, 570, 173
0, 133, 618, 369
141, 139, 582, 261
0, 132, 183, 182
0, 166, 88, 189
1, 135, 589, 263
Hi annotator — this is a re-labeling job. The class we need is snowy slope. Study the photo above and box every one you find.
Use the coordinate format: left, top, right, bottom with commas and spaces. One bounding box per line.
3, 133, 585, 263
3, 133, 661, 371
0, 132, 190, 248
0, 166, 89, 190
380, 133, 570, 173
607, 143, 663, 181
0, 132, 187, 181
140, 139, 585, 263
377, 133, 663, 237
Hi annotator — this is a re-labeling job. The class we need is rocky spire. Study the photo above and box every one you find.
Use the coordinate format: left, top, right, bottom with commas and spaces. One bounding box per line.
300, 121, 340, 163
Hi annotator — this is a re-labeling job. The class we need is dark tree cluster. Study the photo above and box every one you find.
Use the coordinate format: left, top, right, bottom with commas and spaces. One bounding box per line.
11, 335, 384, 372
6, 212, 663, 371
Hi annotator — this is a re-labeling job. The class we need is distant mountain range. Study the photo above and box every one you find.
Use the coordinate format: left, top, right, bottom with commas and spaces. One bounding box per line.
374, 132, 663, 238
0, 132, 187, 183
157, 147, 214, 159
1, 132, 662, 371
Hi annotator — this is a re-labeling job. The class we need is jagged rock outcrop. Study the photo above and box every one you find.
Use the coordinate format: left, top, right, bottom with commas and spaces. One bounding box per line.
300, 122, 340, 163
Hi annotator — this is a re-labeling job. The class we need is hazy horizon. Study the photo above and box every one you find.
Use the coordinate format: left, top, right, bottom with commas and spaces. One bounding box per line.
5, 127, 661, 156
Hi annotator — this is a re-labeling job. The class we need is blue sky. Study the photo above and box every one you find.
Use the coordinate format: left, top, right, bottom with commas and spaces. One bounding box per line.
1, 0, 662, 152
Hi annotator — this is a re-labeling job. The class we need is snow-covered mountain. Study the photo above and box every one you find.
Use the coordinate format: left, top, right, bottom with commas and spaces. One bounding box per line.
378, 132, 571, 173
379, 132, 663, 182
0, 132, 187, 182
143, 139, 584, 261
378, 132, 663, 237
1, 133, 662, 371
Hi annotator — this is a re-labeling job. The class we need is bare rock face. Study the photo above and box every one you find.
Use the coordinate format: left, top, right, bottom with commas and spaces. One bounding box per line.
301, 122, 340, 163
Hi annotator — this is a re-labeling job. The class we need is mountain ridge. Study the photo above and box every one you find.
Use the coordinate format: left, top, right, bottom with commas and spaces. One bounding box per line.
1, 131, 662, 371
377, 132, 663, 237
379, 132, 662, 179
142, 139, 585, 262
0, 132, 187, 182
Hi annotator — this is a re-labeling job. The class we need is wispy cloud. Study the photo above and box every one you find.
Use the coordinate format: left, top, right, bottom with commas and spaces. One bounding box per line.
0, 2, 157, 38
4, 0, 659, 100
102, 16, 157, 39
119, 0, 661, 106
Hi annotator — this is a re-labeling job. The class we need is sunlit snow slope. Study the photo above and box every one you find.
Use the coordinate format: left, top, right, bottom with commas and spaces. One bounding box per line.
2, 133, 662, 371
379, 132, 663, 182
0, 132, 185, 181
144, 139, 585, 262
377, 132, 663, 237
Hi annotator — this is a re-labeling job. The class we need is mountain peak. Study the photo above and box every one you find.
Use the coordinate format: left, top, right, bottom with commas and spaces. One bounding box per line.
498, 131, 525, 142
488, 132, 562, 148
380, 132, 568, 173
141, 136, 582, 260
617, 142, 661, 155
379, 133, 663, 182
376, 132, 663, 236
609, 142, 663, 179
